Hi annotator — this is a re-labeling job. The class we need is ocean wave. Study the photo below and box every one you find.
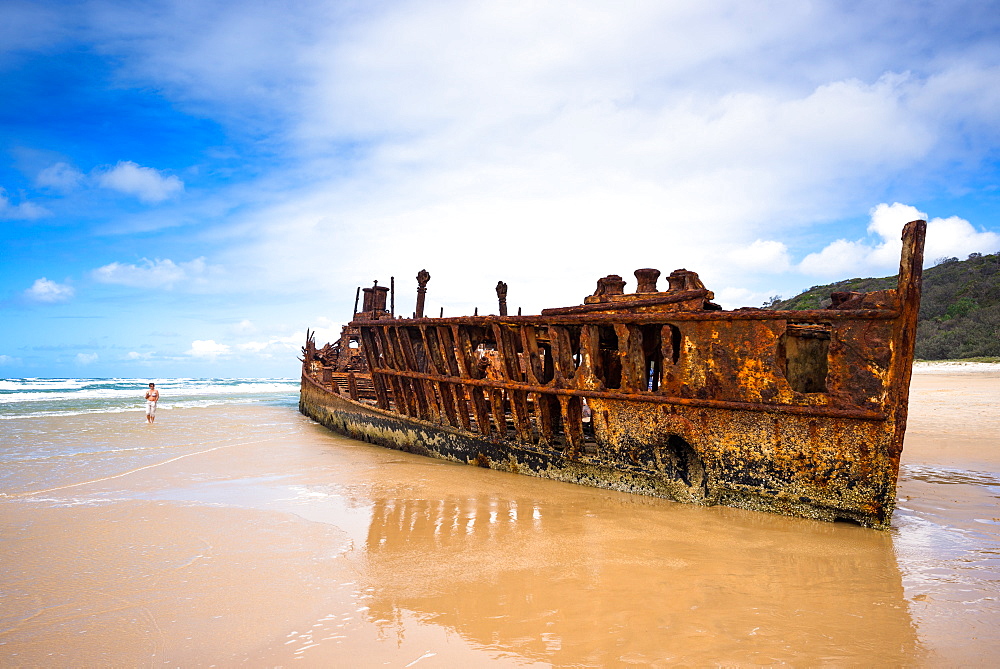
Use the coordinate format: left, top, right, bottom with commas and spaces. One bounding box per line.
0, 378, 299, 418
0, 378, 298, 404
0, 396, 297, 420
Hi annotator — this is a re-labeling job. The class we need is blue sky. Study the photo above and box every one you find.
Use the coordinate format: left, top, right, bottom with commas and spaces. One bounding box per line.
3, 0, 1000, 378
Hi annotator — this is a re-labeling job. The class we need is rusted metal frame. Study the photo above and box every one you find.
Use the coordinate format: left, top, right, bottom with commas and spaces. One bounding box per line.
450, 324, 477, 378
541, 288, 712, 315
436, 326, 462, 376
396, 326, 438, 423
575, 325, 603, 390
614, 323, 645, 392
450, 384, 473, 432
533, 392, 559, 447
508, 389, 534, 443
558, 395, 584, 458
438, 381, 462, 429
428, 326, 469, 429
383, 327, 419, 418
379, 327, 407, 414
488, 325, 515, 437
379, 326, 403, 370
490, 389, 508, 437
548, 325, 577, 387
491, 323, 524, 382
388, 375, 412, 417
420, 325, 448, 375
365, 367, 886, 420
420, 325, 460, 427
519, 324, 545, 385
491, 323, 533, 441
347, 373, 360, 401
660, 324, 678, 366
352, 308, 898, 329
450, 325, 489, 434
467, 384, 492, 436
370, 373, 390, 410
406, 327, 448, 427
359, 328, 391, 410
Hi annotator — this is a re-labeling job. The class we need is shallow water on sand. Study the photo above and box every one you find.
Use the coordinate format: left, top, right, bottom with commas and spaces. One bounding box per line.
1, 379, 999, 665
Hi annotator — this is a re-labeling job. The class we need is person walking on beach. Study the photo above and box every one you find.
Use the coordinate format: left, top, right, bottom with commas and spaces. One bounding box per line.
144, 382, 159, 424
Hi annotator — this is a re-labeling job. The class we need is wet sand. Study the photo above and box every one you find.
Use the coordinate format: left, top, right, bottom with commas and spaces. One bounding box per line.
1, 370, 998, 665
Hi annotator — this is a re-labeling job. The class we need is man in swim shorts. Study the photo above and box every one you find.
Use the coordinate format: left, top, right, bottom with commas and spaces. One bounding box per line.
144, 382, 159, 423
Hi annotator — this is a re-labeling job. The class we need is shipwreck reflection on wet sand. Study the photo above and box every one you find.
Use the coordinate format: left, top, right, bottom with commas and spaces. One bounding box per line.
354, 485, 923, 665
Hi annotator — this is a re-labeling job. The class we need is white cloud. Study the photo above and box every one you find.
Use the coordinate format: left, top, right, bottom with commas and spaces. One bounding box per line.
76, 352, 98, 365
713, 286, 781, 310
36, 162, 85, 191
798, 202, 1000, 278
0, 189, 49, 220
24, 277, 74, 302
95, 161, 184, 203
726, 240, 792, 273
0, 354, 21, 366
125, 351, 152, 360
924, 215, 1000, 263
237, 333, 299, 357
92, 257, 216, 289
187, 340, 230, 358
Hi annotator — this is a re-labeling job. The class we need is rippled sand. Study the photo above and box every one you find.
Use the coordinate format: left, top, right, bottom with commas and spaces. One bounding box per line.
1, 371, 998, 665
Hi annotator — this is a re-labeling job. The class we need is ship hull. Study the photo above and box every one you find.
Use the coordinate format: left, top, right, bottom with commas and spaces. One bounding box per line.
300, 373, 892, 527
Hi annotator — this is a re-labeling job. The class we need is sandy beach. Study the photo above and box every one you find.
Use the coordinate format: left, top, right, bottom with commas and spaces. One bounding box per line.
1, 368, 998, 666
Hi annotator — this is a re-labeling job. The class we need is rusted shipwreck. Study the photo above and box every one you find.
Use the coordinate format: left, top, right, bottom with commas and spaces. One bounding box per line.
300, 220, 926, 528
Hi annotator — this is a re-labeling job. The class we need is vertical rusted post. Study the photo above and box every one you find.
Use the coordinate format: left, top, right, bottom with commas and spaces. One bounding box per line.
353, 287, 361, 316
451, 325, 476, 378
390, 276, 395, 317
576, 325, 603, 390
558, 395, 584, 459
615, 324, 645, 392
549, 326, 576, 386
470, 386, 491, 436
347, 373, 359, 401
887, 219, 927, 457
490, 389, 507, 436
533, 392, 556, 447
509, 391, 533, 443
491, 324, 522, 382
436, 326, 461, 376
519, 324, 544, 385
496, 281, 508, 316
415, 269, 430, 318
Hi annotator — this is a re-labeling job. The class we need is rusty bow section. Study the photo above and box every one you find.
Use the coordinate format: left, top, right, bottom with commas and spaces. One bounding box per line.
301, 220, 926, 528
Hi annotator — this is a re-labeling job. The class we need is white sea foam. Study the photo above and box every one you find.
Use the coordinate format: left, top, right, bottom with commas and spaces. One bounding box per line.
912, 362, 1000, 373
0, 377, 299, 418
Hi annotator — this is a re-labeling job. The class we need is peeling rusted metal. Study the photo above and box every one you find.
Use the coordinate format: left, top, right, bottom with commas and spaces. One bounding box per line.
300, 220, 927, 529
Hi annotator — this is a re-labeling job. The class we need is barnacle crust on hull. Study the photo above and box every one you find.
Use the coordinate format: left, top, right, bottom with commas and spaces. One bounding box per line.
300, 220, 926, 529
